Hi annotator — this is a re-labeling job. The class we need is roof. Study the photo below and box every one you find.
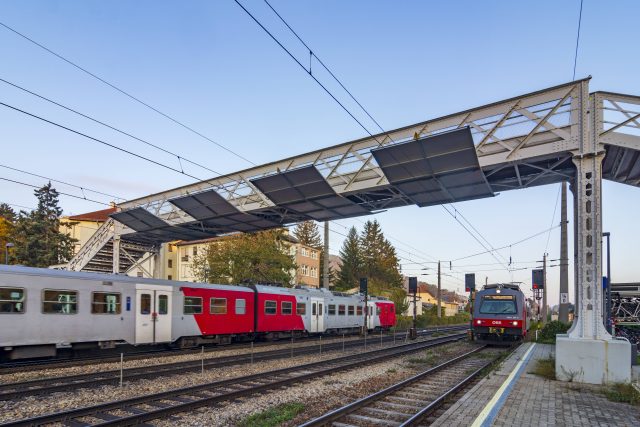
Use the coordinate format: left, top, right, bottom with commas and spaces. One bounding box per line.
175, 230, 303, 247
66, 207, 117, 222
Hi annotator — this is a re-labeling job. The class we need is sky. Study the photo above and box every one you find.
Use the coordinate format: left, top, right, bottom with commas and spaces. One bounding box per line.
1, 1, 639, 305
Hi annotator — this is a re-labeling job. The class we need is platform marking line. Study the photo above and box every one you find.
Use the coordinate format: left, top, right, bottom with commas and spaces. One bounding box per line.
470, 342, 537, 427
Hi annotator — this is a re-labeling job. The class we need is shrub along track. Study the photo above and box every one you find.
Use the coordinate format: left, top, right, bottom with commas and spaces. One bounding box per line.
1, 333, 468, 427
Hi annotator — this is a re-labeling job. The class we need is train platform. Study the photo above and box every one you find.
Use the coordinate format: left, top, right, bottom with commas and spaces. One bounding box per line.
431, 342, 640, 427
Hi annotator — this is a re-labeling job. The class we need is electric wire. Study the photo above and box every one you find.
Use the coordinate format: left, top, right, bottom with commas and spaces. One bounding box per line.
0, 78, 223, 176
0, 163, 124, 202
233, 0, 387, 146
1, 177, 109, 206
0, 21, 255, 166
262, 0, 389, 137
572, 0, 584, 80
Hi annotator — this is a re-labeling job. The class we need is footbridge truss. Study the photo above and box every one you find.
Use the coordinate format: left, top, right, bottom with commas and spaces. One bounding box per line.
68, 78, 640, 342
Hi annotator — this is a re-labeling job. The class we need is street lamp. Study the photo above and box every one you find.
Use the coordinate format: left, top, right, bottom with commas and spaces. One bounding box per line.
5, 242, 14, 265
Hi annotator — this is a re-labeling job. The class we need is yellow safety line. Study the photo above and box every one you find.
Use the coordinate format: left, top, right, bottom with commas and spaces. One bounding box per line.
470, 342, 537, 427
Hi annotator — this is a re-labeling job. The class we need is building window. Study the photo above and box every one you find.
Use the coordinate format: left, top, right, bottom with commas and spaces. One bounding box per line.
328, 304, 336, 315
357, 305, 363, 316
310, 267, 317, 278
281, 301, 293, 315
265, 300, 277, 315
184, 297, 203, 314
210, 298, 227, 314
168, 275, 173, 280
311, 251, 318, 259
43, 289, 78, 314
301, 264, 309, 276
338, 304, 345, 315
91, 292, 121, 314
296, 302, 306, 315
193, 247, 198, 256
236, 298, 246, 315
348, 305, 354, 316
0, 287, 25, 313
168, 259, 173, 268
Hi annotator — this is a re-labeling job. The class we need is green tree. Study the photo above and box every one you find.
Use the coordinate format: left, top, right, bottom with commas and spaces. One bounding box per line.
359, 220, 406, 312
12, 183, 77, 267
0, 203, 16, 264
192, 229, 297, 285
335, 226, 362, 291
293, 221, 322, 248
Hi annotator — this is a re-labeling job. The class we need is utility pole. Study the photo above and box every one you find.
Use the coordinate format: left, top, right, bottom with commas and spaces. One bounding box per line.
437, 261, 442, 318
542, 253, 548, 324
323, 221, 329, 288
603, 232, 612, 333
559, 181, 570, 323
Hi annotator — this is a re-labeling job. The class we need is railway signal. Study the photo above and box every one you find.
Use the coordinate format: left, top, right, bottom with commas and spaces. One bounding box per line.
408, 277, 418, 339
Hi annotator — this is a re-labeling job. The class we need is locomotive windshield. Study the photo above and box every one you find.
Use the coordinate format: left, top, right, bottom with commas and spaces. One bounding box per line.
479, 295, 517, 314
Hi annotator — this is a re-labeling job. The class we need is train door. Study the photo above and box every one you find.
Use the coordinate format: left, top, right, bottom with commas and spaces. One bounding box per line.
135, 284, 172, 344
310, 298, 324, 333
367, 302, 376, 329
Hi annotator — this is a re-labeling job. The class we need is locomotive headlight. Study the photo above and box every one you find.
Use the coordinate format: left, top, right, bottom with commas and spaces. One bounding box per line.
512, 321, 518, 326
476, 320, 481, 325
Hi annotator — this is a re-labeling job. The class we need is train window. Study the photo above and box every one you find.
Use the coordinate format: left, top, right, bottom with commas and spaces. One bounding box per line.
480, 295, 516, 314
348, 305, 354, 316
312, 303, 317, 316
184, 297, 203, 314
236, 299, 246, 315
91, 292, 121, 314
140, 294, 151, 314
319, 303, 323, 315
296, 302, 306, 315
0, 287, 25, 313
356, 306, 363, 316
43, 289, 78, 314
282, 301, 293, 315
338, 305, 345, 315
376, 306, 381, 315
265, 300, 277, 315
328, 304, 336, 315
210, 298, 227, 315
158, 295, 168, 315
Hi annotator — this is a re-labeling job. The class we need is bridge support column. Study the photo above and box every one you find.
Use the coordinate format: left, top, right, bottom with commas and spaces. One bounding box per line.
556, 87, 631, 384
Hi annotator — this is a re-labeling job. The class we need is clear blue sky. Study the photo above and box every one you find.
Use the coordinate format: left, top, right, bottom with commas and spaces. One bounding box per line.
1, 1, 639, 304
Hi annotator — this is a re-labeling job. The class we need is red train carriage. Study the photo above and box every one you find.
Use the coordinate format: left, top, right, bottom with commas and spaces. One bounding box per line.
471, 283, 529, 343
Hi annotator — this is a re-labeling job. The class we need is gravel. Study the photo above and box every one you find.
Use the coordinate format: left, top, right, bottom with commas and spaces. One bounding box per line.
0, 336, 472, 425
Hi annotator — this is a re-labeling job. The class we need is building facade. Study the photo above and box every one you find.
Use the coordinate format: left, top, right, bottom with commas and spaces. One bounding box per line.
59, 207, 117, 256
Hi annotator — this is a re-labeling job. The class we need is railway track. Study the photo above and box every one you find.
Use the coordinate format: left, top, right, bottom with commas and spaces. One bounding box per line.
0, 327, 467, 401
300, 345, 507, 427
1, 333, 468, 427
0, 325, 467, 372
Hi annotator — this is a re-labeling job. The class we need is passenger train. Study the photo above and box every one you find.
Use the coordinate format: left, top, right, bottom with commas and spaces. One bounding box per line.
0, 265, 396, 360
471, 283, 530, 343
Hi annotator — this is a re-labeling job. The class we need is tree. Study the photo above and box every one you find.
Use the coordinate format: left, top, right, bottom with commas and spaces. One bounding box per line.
335, 226, 361, 291
293, 221, 322, 248
0, 203, 16, 264
359, 220, 406, 312
12, 183, 77, 267
191, 229, 297, 285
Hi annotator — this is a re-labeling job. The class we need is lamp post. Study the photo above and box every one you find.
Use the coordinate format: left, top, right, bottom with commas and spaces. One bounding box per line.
5, 242, 14, 265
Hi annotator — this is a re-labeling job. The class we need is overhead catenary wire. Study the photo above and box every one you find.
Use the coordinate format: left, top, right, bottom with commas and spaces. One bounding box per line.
0, 21, 255, 166
1, 177, 110, 206
0, 163, 125, 202
0, 78, 223, 177
233, 0, 388, 146
572, 0, 584, 80
262, 0, 389, 137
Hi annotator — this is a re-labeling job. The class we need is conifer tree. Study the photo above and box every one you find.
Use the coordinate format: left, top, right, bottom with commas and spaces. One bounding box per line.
12, 183, 77, 267
335, 226, 361, 290
293, 221, 322, 248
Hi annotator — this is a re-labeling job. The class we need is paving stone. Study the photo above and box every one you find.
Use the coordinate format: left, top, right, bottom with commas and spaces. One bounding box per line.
431, 343, 640, 427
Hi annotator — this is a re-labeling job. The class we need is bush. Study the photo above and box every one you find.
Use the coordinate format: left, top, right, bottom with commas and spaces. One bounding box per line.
538, 320, 571, 343
394, 307, 470, 330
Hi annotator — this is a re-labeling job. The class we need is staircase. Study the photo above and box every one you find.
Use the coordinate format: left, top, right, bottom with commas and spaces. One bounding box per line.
66, 218, 156, 274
